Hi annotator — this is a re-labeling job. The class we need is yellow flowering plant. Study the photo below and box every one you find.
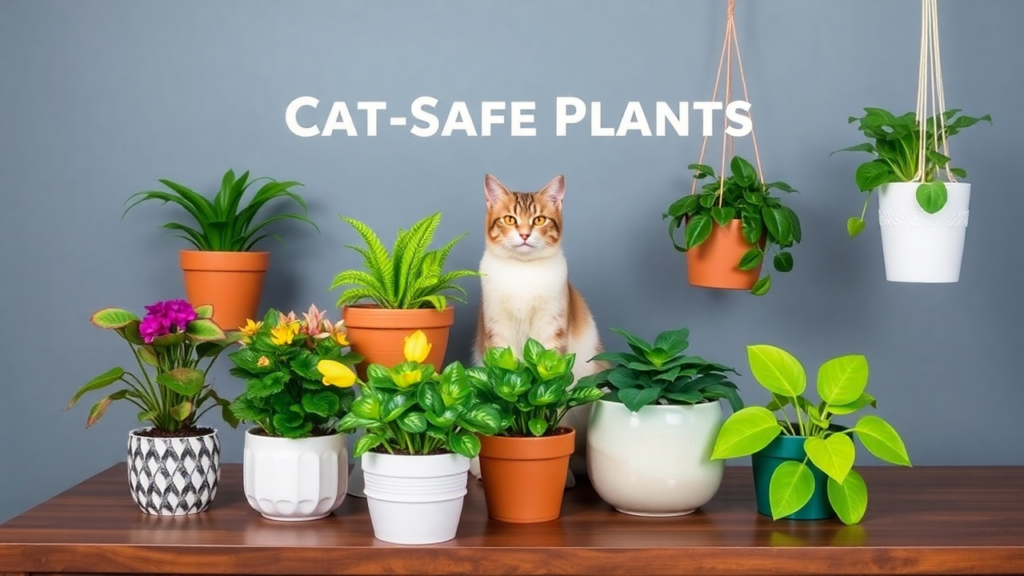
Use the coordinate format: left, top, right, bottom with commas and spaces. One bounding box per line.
332, 331, 502, 458
228, 305, 362, 438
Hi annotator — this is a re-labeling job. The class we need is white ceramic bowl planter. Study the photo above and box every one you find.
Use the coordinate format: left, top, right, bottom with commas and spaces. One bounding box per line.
242, 429, 348, 521
362, 452, 470, 544
878, 182, 971, 283
586, 399, 725, 516
127, 428, 220, 516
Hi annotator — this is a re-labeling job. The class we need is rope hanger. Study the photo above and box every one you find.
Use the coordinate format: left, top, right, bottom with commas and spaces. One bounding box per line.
914, 0, 953, 183
690, 0, 764, 205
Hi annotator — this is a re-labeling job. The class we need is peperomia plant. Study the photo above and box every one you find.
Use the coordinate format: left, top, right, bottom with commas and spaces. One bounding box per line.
710, 344, 911, 525
578, 327, 743, 413
664, 155, 801, 295
468, 339, 605, 437
833, 107, 991, 238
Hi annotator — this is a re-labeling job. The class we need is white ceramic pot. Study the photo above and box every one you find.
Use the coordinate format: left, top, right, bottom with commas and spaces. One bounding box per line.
586, 399, 724, 517
242, 428, 348, 521
878, 182, 971, 283
126, 427, 220, 516
362, 452, 469, 544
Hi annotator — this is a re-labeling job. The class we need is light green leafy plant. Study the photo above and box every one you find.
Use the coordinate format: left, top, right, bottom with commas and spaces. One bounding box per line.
123, 168, 319, 251
710, 344, 911, 525
832, 107, 991, 237
330, 212, 480, 311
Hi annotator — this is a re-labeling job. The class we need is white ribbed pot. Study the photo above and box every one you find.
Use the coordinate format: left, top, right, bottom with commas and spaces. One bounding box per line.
242, 428, 348, 521
362, 451, 470, 545
586, 399, 725, 517
878, 182, 971, 283
126, 427, 220, 516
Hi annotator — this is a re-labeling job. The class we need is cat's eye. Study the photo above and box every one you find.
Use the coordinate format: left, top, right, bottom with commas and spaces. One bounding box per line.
533, 216, 547, 226
502, 215, 517, 225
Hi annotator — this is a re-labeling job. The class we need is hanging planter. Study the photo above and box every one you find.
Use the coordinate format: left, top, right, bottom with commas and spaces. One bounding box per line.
834, 0, 991, 283
664, 0, 802, 296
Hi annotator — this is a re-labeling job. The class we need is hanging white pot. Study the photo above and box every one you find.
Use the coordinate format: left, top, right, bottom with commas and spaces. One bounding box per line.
242, 428, 348, 521
878, 182, 971, 283
126, 428, 220, 516
586, 399, 725, 517
362, 452, 469, 545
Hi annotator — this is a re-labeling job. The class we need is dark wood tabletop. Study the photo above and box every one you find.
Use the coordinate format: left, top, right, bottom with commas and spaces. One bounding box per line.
1, 464, 1022, 576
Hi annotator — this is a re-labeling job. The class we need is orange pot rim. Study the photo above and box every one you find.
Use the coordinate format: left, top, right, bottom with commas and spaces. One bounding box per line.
478, 427, 576, 460
342, 304, 455, 329
179, 249, 270, 272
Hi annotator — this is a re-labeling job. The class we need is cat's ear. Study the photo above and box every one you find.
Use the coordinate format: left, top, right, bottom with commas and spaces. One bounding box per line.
539, 175, 566, 207
484, 174, 511, 206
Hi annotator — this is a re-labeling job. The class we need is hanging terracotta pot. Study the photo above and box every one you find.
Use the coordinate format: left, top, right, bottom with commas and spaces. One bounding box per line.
686, 220, 762, 290
477, 427, 576, 523
342, 305, 454, 377
180, 250, 269, 332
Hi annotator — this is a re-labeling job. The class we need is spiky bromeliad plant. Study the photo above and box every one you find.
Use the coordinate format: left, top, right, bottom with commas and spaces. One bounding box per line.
330, 212, 480, 311
123, 168, 319, 251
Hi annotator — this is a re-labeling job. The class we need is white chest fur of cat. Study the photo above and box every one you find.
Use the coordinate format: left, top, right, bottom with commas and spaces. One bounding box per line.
471, 173, 607, 488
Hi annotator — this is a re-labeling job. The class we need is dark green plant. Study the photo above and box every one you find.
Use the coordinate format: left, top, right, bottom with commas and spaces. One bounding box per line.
123, 168, 318, 251
664, 155, 801, 295
832, 107, 991, 238
578, 327, 743, 413
468, 339, 605, 437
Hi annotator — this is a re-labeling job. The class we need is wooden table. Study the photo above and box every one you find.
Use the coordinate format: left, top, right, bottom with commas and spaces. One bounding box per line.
1, 464, 1021, 576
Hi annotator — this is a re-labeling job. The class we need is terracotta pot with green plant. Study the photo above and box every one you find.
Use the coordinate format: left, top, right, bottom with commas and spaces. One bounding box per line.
124, 168, 318, 331
329, 212, 478, 376
710, 344, 912, 524
468, 339, 605, 523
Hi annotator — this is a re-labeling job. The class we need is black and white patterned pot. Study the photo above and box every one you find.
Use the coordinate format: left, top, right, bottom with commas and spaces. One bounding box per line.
126, 428, 220, 515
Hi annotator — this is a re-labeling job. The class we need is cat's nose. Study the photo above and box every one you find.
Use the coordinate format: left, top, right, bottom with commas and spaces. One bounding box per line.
519, 233, 530, 240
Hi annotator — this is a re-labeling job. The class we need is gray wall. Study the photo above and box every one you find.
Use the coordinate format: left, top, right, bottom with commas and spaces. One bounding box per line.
2, 0, 1022, 524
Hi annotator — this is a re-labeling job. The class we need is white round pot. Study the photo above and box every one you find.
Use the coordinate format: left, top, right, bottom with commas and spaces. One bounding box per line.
127, 427, 220, 516
586, 399, 724, 517
242, 428, 348, 521
878, 182, 971, 283
362, 451, 469, 545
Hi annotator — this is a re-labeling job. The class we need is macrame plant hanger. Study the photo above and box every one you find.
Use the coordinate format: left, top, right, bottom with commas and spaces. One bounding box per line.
690, 0, 765, 205
913, 0, 954, 185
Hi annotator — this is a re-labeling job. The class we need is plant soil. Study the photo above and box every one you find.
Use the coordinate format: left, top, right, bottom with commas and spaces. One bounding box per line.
249, 427, 339, 438
372, 447, 453, 456
500, 426, 573, 438
134, 426, 215, 438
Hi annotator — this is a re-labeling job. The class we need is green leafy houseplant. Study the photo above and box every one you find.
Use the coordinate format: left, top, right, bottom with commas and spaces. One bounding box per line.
710, 344, 912, 525
468, 339, 605, 437
335, 330, 502, 458
833, 107, 992, 237
66, 300, 240, 434
578, 327, 743, 413
123, 168, 319, 251
664, 155, 802, 295
228, 305, 363, 439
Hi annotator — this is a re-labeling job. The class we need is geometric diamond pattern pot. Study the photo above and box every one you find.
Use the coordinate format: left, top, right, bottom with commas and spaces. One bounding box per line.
126, 428, 220, 516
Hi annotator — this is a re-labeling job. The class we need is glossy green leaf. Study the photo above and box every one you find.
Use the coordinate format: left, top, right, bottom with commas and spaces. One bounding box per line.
746, 344, 806, 396
711, 206, 737, 227
828, 468, 868, 525
805, 433, 856, 484
185, 318, 226, 341
528, 417, 548, 437
711, 406, 782, 459
738, 248, 763, 271
67, 367, 125, 409
817, 354, 869, 406
751, 275, 772, 296
773, 251, 794, 273
685, 214, 714, 249
854, 415, 912, 466
827, 393, 877, 415
769, 461, 816, 520
847, 217, 866, 238
156, 368, 204, 397
916, 181, 948, 214
90, 308, 139, 329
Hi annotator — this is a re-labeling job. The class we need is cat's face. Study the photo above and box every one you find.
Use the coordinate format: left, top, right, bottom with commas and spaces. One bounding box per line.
484, 174, 565, 260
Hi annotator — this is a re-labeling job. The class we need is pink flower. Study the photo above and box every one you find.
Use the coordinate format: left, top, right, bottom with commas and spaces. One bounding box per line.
139, 299, 196, 344
302, 304, 327, 337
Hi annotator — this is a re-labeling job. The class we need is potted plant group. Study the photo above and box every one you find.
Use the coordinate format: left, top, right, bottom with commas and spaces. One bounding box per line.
124, 168, 319, 331
329, 211, 479, 376
333, 330, 501, 544
710, 344, 912, 524
467, 339, 605, 523
833, 107, 991, 283
228, 305, 362, 521
664, 156, 802, 295
66, 300, 239, 516
578, 326, 743, 517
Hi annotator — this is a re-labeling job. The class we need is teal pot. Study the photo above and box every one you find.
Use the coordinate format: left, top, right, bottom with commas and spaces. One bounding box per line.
750, 435, 835, 520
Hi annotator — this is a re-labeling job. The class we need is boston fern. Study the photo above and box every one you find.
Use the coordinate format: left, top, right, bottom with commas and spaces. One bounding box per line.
123, 168, 318, 251
578, 327, 743, 413
664, 156, 801, 295
330, 212, 479, 311
833, 107, 991, 238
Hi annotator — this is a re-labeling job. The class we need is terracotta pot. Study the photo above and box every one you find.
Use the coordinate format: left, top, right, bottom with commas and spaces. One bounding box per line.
179, 250, 269, 331
477, 427, 576, 523
686, 219, 761, 290
342, 305, 454, 376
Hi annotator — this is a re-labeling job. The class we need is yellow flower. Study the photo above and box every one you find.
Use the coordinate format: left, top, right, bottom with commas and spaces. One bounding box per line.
333, 330, 349, 347
393, 369, 422, 389
239, 319, 262, 344
270, 321, 301, 346
403, 330, 431, 363
317, 360, 357, 388
257, 355, 270, 368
